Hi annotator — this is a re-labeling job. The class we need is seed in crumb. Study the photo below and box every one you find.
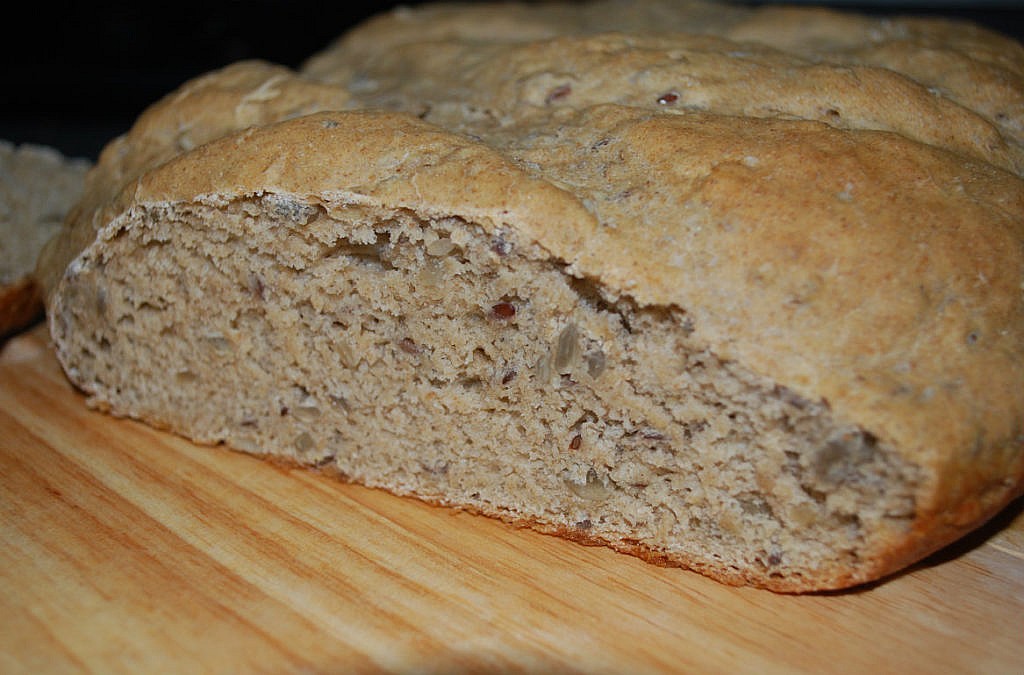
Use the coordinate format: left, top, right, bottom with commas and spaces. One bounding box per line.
554, 323, 580, 372
545, 84, 572, 104
491, 236, 512, 256
535, 353, 553, 384
293, 405, 321, 423
426, 237, 456, 256
568, 468, 611, 501
295, 431, 315, 454
657, 91, 679, 105
491, 302, 516, 319
569, 434, 582, 450
247, 273, 265, 301
399, 337, 421, 354
501, 369, 517, 384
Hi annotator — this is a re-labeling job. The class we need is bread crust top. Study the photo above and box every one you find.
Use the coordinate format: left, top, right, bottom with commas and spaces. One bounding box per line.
40, 0, 1024, 585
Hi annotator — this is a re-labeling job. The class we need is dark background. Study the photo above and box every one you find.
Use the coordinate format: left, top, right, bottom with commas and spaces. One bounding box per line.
3, 0, 1022, 162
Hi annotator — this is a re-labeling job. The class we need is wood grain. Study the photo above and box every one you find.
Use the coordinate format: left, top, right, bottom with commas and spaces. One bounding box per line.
2, 324, 1022, 674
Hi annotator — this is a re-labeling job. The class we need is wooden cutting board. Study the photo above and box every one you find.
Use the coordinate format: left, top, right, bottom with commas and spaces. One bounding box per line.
2, 324, 1022, 674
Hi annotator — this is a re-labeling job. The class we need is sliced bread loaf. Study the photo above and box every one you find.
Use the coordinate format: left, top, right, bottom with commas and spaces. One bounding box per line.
39, 1, 1024, 591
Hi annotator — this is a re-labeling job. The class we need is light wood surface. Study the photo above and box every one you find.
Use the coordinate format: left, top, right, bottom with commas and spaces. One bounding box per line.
2, 324, 1022, 674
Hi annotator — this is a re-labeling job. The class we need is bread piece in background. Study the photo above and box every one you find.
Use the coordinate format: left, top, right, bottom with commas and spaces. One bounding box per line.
0, 141, 90, 339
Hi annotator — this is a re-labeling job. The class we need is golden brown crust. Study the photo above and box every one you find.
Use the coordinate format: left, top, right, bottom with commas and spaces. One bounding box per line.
0, 277, 43, 340
42, 0, 1024, 590
304, 0, 1024, 162
35, 61, 351, 297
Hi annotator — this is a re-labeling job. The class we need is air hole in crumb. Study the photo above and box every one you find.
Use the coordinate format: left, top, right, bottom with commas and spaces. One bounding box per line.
459, 376, 483, 390
327, 232, 394, 269
566, 275, 612, 313
773, 384, 811, 409
813, 429, 878, 485
966, 331, 980, 345
313, 452, 338, 467
501, 369, 517, 384
682, 420, 708, 440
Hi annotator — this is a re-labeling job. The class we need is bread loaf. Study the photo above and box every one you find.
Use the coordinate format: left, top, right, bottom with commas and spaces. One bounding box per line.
39, 0, 1024, 591
0, 141, 89, 338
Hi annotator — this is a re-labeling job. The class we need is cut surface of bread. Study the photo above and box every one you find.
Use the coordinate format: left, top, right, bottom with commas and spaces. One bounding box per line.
40, 1, 1024, 591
